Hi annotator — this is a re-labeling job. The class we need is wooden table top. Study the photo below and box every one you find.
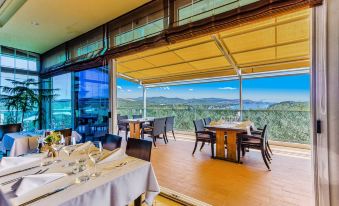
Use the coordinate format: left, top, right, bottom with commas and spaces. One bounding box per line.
205, 122, 249, 132
119, 118, 155, 124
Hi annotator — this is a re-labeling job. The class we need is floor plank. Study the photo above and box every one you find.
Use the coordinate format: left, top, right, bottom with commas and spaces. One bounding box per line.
150, 137, 313, 206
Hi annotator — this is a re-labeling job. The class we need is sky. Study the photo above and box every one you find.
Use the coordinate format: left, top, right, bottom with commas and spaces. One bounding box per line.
117, 74, 310, 103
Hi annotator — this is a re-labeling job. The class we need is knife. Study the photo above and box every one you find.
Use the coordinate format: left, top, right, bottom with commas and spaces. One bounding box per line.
0, 165, 40, 179
18, 183, 75, 206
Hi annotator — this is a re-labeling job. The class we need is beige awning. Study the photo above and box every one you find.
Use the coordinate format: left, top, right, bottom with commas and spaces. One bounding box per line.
117, 9, 310, 85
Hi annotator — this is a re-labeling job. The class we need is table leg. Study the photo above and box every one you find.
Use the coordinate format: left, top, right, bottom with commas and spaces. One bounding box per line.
215, 129, 226, 159
129, 122, 141, 139
226, 131, 237, 162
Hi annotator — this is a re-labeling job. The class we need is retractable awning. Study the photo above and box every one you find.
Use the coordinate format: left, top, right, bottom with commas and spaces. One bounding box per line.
117, 9, 310, 85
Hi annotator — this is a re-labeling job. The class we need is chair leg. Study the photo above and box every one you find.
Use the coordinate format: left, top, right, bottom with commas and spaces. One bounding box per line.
267, 142, 273, 155
242, 147, 246, 157
237, 143, 241, 163
261, 148, 271, 171
200, 141, 205, 151
153, 136, 157, 147
192, 140, 198, 155
117, 130, 120, 135
266, 149, 272, 160
210, 141, 215, 158
172, 131, 176, 140
163, 134, 167, 144
125, 129, 128, 142
265, 150, 271, 163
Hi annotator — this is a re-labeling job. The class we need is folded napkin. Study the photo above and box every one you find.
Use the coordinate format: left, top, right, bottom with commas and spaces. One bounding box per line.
0, 157, 40, 172
98, 149, 126, 164
15, 173, 66, 197
74, 141, 94, 153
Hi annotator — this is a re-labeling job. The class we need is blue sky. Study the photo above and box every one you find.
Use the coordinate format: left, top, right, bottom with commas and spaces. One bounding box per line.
118, 74, 310, 103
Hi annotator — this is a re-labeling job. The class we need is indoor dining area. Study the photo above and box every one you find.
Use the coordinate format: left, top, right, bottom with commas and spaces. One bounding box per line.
0, 0, 338, 206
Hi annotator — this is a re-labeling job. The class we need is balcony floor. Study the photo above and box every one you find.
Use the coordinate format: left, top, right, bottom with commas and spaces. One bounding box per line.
147, 134, 313, 206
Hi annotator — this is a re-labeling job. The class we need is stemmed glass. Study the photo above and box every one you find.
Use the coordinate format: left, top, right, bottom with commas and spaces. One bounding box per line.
51, 135, 65, 163
62, 145, 77, 167
88, 142, 103, 177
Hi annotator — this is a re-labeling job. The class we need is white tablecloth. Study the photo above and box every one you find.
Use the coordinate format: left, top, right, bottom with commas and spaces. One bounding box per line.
1, 131, 82, 157
0, 154, 160, 206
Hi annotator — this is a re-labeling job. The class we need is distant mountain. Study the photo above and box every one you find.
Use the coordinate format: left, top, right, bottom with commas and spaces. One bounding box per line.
268, 101, 310, 111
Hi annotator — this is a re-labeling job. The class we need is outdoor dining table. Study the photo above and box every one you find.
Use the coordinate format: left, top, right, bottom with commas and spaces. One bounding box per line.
0, 147, 160, 206
1, 131, 82, 157
205, 122, 250, 162
120, 118, 154, 139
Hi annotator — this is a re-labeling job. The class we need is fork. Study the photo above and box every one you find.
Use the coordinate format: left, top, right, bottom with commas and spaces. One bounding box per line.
1, 168, 49, 186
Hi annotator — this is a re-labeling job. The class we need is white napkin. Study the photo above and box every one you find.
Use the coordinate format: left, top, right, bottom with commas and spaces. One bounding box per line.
246, 126, 252, 135
74, 141, 93, 153
98, 149, 126, 164
250, 122, 257, 130
0, 157, 39, 172
15, 173, 66, 197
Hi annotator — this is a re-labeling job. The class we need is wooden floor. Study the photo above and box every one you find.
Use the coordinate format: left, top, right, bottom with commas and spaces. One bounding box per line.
149, 136, 313, 206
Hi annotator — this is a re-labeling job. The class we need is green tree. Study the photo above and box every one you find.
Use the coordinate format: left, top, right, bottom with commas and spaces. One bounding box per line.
0, 78, 57, 129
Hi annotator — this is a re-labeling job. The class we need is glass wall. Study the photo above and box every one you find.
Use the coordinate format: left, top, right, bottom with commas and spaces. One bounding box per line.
0, 46, 40, 130
74, 67, 109, 140
117, 78, 143, 117
51, 73, 72, 129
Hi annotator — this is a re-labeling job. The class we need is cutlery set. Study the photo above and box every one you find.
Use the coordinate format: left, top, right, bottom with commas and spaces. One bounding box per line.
1, 168, 49, 186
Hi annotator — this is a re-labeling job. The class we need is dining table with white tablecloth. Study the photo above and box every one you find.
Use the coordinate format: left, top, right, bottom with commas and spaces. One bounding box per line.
0, 131, 82, 157
0, 146, 160, 206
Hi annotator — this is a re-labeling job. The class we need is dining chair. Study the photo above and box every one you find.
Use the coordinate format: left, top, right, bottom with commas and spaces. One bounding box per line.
165, 116, 176, 141
203, 117, 212, 126
126, 138, 152, 162
0, 123, 22, 156
237, 125, 271, 171
101, 134, 122, 151
192, 119, 215, 158
250, 124, 273, 156
117, 115, 129, 141
132, 114, 142, 119
141, 117, 167, 147
54, 128, 72, 145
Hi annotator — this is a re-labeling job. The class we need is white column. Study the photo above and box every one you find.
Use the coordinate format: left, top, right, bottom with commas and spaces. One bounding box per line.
109, 59, 118, 134
143, 86, 147, 118
239, 72, 243, 121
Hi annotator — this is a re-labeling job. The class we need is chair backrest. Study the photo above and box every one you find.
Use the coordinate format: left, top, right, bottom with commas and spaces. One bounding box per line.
126, 138, 152, 161
165, 116, 175, 131
102, 134, 122, 151
0, 123, 22, 140
118, 115, 128, 121
132, 114, 142, 119
261, 125, 268, 148
193, 119, 205, 132
203, 117, 212, 126
153, 118, 166, 136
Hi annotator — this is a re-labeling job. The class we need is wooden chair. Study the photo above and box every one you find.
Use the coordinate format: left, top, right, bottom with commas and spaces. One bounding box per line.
117, 115, 129, 141
101, 134, 122, 151
141, 117, 166, 147
192, 119, 215, 158
0, 123, 22, 156
203, 117, 212, 126
165, 116, 176, 141
126, 138, 152, 162
237, 125, 271, 171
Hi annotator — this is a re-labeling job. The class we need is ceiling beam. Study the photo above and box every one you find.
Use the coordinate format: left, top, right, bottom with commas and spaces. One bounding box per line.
211, 34, 241, 76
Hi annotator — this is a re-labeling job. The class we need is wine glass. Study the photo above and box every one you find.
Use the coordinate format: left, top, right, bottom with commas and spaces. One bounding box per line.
88, 150, 103, 177
62, 145, 77, 167
93, 141, 103, 152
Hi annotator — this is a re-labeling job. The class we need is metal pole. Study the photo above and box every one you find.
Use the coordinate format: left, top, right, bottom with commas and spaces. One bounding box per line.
109, 59, 118, 134
143, 86, 147, 118
239, 73, 243, 121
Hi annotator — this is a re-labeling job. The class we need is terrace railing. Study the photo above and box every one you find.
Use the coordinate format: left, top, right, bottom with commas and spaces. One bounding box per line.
118, 106, 311, 144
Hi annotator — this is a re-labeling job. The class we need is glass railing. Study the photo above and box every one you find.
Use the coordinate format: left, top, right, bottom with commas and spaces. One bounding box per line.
118, 106, 311, 144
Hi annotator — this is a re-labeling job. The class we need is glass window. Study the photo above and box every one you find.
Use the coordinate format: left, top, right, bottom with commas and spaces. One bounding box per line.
51, 73, 72, 129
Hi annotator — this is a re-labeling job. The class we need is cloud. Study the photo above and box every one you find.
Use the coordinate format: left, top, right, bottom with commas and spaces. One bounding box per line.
137, 86, 142, 89
127, 89, 132, 92
188, 88, 194, 91
218, 87, 236, 90
160, 87, 170, 90
117, 85, 122, 90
